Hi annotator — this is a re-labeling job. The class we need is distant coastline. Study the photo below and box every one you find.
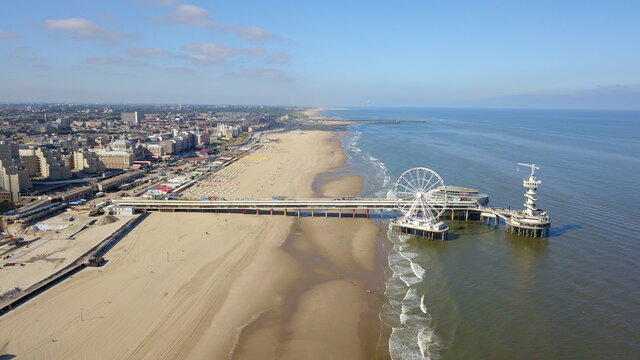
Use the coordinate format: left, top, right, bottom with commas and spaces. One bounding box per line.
302, 107, 349, 123
302, 107, 348, 118
302, 107, 426, 125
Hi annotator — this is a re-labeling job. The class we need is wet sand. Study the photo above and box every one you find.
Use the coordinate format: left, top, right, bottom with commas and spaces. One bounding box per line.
321, 174, 365, 198
0, 130, 388, 359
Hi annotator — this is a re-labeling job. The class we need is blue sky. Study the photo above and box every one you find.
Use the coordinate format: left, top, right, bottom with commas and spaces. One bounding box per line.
1, 0, 639, 108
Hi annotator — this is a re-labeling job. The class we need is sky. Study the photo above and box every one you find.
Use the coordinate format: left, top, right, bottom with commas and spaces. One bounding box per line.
0, 0, 639, 109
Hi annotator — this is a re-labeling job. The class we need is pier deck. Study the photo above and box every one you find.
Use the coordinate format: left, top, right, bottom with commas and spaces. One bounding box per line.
113, 197, 549, 237
113, 197, 484, 212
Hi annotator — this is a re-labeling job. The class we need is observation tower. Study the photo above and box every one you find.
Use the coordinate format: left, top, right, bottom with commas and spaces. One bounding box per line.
504, 163, 551, 237
522, 163, 541, 216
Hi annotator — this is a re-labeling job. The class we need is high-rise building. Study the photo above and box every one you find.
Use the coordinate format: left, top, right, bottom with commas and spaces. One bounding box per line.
23, 147, 73, 180
0, 160, 25, 204
0, 141, 32, 204
215, 123, 240, 139
39, 148, 72, 180
62, 153, 74, 170
121, 112, 143, 125
73, 149, 106, 174
18, 149, 39, 177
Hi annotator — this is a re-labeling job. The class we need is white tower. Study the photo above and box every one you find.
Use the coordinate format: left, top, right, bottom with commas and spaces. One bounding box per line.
518, 163, 541, 216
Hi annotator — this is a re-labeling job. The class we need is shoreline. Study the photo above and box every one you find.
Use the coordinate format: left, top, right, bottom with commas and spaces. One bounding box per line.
301, 107, 352, 127
302, 107, 348, 118
0, 128, 390, 359
230, 130, 390, 359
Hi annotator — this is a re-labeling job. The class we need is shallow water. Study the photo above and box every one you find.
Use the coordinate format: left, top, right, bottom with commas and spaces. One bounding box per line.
327, 107, 640, 360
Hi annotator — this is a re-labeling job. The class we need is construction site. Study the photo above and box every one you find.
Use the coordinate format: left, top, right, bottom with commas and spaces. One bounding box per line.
0, 207, 142, 312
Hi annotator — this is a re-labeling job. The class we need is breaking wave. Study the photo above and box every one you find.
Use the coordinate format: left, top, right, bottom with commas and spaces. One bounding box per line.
383, 228, 443, 359
343, 124, 442, 359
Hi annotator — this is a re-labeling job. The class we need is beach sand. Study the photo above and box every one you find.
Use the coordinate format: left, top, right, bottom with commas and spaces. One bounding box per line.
302, 107, 351, 126
320, 174, 364, 198
0, 130, 388, 359
303, 107, 332, 120
0, 211, 138, 307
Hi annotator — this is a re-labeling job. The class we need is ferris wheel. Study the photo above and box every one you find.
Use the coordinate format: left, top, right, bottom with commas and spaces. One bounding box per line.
393, 167, 447, 224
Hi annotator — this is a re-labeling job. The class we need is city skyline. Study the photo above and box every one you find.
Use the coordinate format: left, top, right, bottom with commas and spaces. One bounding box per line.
1, 0, 639, 109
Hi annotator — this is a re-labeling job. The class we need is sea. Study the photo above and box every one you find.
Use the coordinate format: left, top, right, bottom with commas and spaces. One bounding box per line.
321, 108, 640, 360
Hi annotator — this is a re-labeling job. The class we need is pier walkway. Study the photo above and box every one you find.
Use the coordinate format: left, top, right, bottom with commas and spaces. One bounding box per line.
112, 163, 550, 238
113, 197, 485, 216
112, 197, 549, 236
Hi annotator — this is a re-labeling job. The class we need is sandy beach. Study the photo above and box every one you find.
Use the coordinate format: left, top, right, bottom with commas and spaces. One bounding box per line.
0, 129, 388, 359
0, 211, 137, 300
302, 107, 351, 125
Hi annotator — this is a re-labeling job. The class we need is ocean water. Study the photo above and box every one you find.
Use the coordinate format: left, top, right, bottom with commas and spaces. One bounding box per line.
323, 108, 640, 360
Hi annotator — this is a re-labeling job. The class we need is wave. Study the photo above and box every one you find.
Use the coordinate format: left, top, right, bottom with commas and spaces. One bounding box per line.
383, 227, 442, 359
399, 248, 421, 260
345, 123, 442, 359
418, 327, 442, 359
411, 262, 426, 280
342, 128, 392, 198
389, 247, 421, 287
390, 326, 431, 360
344, 130, 362, 155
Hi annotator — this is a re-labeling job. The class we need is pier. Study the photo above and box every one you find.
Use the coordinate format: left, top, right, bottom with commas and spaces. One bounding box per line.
113, 163, 551, 239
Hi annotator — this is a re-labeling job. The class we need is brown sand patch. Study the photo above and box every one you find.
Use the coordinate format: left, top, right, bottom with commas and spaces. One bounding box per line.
321, 174, 365, 198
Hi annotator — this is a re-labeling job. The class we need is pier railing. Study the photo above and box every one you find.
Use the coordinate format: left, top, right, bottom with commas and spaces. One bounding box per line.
113, 197, 485, 212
